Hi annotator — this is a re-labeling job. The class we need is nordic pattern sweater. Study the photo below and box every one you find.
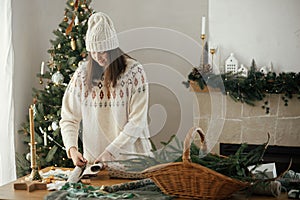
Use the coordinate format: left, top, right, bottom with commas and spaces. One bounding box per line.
60, 58, 152, 164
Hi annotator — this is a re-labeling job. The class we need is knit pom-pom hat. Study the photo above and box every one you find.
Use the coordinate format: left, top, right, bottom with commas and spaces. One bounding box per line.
85, 12, 119, 52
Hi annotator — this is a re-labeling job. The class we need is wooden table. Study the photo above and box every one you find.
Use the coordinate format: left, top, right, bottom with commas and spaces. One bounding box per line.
0, 167, 290, 200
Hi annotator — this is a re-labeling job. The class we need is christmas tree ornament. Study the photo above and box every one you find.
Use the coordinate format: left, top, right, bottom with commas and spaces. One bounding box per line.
71, 37, 76, 50
66, 16, 75, 35
64, 11, 68, 22
76, 38, 83, 50
74, 0, 79, 11
26, 152, 31, 161
57, 43, 61, 49
52, 121, 59, 131
33, 98, 37, 104
51, 70, 65, 84
75, 16, 79, 26
64, 16, 68, 22
32, 103, 37, 118
81, 51, 87, 58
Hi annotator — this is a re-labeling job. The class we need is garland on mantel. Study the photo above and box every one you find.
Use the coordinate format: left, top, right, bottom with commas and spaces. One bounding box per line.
187, 60, 300, 113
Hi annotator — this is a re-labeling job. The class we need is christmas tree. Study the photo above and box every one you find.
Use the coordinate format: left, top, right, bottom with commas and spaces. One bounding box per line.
16, 0, 94, 177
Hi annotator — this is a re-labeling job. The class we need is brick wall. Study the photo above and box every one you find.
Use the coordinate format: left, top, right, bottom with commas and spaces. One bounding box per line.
193, 92, 300, 154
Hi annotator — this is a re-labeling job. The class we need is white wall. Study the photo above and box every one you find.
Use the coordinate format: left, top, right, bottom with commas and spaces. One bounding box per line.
209, 0, 300, 72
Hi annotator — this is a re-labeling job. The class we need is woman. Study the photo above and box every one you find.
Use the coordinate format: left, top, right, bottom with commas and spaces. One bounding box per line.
60, 12, 152, 167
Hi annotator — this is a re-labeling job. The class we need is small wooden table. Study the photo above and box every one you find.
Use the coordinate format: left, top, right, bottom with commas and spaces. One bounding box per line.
0, 167, 290, 200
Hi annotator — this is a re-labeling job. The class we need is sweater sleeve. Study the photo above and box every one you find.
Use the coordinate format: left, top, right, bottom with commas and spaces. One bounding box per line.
106, 63, 150, 157
59, 67, 83, 158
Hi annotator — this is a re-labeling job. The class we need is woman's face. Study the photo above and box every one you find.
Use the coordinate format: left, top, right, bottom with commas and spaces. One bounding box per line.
91, 51, 109, 68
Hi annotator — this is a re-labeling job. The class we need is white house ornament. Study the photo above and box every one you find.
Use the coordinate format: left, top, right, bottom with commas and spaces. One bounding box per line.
237, 64, 249, 77
225, 53, 239, 73
260, 66, 268, 75
51, 71, 64, 84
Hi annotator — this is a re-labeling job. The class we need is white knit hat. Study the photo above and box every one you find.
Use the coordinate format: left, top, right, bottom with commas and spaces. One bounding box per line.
85, 12, 119, 52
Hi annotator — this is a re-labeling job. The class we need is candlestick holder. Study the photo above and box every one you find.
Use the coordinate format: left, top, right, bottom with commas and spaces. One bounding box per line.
26, 142, 42, 181
39, 77, 43, 85
210, 48, 216, 69
200, 34, 206, 69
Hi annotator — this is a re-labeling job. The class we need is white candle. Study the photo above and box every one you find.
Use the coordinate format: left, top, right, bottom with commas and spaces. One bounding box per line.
201, 16, 206, 35
40, 61, 45, 75
39, 127, 47, 146
44, 132, 47, 146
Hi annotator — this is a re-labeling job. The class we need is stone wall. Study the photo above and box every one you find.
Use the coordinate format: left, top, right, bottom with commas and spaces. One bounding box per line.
193, 92, 300, 154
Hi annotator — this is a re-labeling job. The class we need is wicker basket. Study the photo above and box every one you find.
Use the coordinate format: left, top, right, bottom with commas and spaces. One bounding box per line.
142, 127, 249, 200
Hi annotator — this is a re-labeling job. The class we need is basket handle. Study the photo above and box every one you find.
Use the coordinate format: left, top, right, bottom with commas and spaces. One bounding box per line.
182, 127, 207, 163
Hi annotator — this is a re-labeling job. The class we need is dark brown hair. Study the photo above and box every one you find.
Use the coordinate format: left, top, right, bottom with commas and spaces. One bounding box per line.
86, 48, 131, 90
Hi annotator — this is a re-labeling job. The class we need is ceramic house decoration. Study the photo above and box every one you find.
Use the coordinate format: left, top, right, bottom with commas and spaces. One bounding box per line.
237, 64, 248, 77
260, 66, 268, 75
225, 53, 238, 73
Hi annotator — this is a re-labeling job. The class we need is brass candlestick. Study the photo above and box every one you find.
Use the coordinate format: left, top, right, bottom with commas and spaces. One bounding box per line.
26, 105, 42, 181
201, 34, 206, 68
39, 77, 43, 84
210, 48, 216, 68
27, 143, 42, 181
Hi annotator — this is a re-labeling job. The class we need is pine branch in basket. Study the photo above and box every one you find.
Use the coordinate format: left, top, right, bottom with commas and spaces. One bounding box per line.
110, 134, 270, 182
110, 136, 183, 172
180, 133, 270, 182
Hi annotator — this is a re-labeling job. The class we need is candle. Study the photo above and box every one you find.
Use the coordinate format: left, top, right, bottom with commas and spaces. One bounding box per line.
201, 16, 206, 35
39, 127, 47, 146
29, 105, 35, 145
40, 61, 45, 75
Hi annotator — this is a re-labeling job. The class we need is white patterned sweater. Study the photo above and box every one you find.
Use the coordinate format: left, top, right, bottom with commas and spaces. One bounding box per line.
60, 58, 152, 164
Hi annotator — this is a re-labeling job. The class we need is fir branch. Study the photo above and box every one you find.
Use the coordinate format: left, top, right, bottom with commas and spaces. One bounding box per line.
187, 69, 300, 112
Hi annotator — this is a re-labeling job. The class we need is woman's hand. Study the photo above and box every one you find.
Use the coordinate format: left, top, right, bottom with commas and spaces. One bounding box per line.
94, 150, 115, 166
69, 147, 87, 167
